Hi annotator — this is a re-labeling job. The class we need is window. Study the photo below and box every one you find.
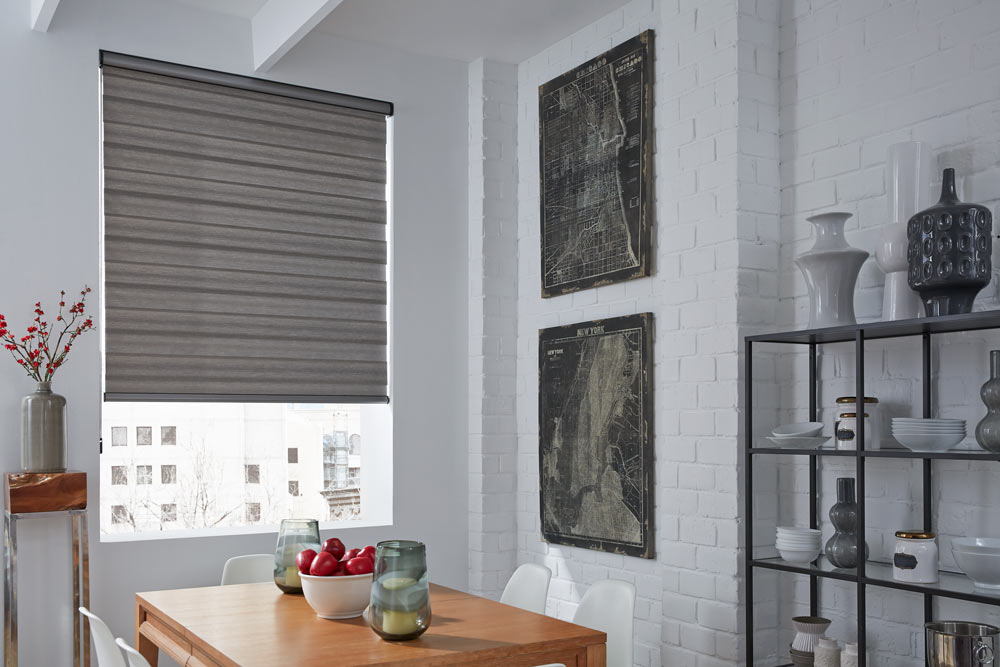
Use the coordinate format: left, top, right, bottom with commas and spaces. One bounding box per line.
99, 56, 392, 541
111, 427, 127, 447
161, 465, 177, 485
161, 504, 177, 522
288, 481, 300, 496
245, 465, 260, 484
111, 505, 129, 525
111, 466, 128, 486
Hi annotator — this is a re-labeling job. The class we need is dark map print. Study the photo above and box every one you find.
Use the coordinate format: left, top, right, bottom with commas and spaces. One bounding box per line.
538, 313, 653, 558
539, 31, 653, 298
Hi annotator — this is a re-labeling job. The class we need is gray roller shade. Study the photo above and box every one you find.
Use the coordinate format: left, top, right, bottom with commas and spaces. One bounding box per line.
101, 61, 389, 403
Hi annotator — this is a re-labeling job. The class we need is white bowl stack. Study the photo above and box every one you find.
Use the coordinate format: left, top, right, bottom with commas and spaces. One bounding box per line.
952, 538, 1000, 589
776, 526, 822, 564
891, 418, 966, 452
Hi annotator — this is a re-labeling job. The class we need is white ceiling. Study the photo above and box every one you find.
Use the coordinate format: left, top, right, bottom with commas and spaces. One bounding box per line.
172, 0, 633, 63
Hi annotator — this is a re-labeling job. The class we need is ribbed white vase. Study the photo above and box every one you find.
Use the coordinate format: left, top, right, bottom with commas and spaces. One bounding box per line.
795, 212, 870, 329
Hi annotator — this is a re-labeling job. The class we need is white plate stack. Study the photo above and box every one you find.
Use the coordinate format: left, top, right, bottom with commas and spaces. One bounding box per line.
776, 526, 822, 564
891, 418, 966, 452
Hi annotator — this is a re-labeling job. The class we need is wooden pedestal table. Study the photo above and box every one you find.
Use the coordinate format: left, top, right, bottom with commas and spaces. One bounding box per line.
3, 471, 90, 667
136, 582, 606, 666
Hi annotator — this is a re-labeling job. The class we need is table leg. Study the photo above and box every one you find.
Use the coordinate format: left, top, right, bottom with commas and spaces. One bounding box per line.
585, 643, 606, 667
4, 514, 16, 667
79, 513, 90, 667
136, 607, 158, 667
72, 514, 80, 667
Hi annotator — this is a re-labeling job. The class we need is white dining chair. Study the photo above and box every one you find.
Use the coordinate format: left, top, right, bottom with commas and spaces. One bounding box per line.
79, 607, 127, 667
116, 638, 152, 667
533, 579, 636, 667
220, 554, 274, 585
499, 563, 552, 614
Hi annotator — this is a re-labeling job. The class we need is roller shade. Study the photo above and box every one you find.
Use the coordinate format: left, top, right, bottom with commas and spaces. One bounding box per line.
101, 56, 390, 403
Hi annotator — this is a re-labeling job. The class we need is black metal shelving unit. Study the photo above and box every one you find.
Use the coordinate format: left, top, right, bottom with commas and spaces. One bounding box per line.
744, 310, 1000, 667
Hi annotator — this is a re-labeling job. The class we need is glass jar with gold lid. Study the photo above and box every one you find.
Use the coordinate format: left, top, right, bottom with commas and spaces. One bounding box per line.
836, 396, 880, 450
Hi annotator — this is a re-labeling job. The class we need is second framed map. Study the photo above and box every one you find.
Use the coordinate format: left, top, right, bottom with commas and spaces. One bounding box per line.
539, 30, 654, 298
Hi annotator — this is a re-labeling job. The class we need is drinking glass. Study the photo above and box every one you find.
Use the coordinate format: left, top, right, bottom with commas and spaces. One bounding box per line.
369, 540, 431, 640
274, 519, 321, 593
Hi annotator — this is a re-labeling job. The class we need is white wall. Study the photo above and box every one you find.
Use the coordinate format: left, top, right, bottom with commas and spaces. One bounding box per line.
772, 0, 1000, 664
0, 0, 469, 663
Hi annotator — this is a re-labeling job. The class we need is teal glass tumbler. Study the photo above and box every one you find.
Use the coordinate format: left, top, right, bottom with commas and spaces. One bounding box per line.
369, 540, 431, 640
273, 519, 321, 594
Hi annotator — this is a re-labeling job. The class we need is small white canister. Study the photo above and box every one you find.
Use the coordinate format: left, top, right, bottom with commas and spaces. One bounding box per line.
836, 396, 880, 449
815, 638, 841, 667
893, 530, 938, 583
835, 412, 871, 450
841, 642, 860, 667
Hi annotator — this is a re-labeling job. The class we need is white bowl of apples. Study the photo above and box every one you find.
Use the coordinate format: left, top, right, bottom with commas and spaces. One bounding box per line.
296, 539, 376, 620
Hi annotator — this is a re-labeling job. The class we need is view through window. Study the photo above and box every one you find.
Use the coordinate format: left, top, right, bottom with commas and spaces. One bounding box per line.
100, 402, 391, 538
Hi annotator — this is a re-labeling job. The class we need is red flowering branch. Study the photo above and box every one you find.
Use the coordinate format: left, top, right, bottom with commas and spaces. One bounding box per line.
0, 287, 95, 383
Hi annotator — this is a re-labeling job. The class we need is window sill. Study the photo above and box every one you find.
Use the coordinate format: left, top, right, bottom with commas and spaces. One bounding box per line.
100, 517, 392, 543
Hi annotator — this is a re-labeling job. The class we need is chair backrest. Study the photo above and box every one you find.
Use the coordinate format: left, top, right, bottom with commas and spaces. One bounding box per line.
499, 563, 552, 615
572, 580, 636, 667
78, 607, 127, 667
220, 554, 274, 585
115, 638, 152, 667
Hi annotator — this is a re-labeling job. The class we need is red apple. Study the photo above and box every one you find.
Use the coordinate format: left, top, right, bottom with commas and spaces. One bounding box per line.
341, 548, 361, 562
345, 556, 374, 575
322, 537, 346, 561
295, 549, 317, 574
309, 551, 338, 576
359, 545, 376, 559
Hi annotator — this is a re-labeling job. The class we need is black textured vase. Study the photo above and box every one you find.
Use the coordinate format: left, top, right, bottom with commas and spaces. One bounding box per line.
907, 168, 993, 316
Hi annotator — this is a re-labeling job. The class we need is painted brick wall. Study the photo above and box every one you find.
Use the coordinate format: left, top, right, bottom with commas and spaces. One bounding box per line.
772, 1, 1000, 664
468, 58, 519, 599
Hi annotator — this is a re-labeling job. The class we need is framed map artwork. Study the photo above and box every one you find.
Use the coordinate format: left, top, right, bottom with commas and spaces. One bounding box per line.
538, 31, 654, 298
538, 313, 653, 558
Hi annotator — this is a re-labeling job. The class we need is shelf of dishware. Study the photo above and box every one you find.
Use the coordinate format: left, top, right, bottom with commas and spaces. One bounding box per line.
751, 555, 1000, 607
746, 309, 1000, 345
750, 444, 1000, 461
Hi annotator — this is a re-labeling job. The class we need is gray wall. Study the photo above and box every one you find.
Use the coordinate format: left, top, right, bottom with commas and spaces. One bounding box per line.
0, 0, 469, 663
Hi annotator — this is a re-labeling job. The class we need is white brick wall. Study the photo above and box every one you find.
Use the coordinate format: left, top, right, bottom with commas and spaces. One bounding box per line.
468, 58, 519, 599
772, 1, 1000, 664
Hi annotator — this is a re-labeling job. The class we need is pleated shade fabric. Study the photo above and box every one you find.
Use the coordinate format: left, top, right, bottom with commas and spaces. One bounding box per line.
101, 64, 389, 402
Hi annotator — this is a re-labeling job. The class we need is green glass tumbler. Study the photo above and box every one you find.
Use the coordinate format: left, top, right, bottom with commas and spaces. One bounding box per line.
273, 519, 321, 594
369, 540, 431, 640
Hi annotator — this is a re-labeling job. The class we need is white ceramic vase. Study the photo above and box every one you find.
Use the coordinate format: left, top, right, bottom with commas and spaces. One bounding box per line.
795, 212, 869, 329
876, 141, 933, 320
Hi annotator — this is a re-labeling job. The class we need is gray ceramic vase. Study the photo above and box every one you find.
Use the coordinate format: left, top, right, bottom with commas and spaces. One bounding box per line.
907, 168, 993, 316
21, 382, 68, 472
825, 477, 868, 569
977, 350, 1000, 453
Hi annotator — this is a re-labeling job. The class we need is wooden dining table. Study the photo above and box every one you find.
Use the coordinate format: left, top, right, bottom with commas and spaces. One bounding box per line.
135, 582, 606, 666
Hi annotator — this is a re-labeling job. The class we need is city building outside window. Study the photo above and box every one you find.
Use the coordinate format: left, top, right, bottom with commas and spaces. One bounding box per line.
161, 504, 177, 522
161, 465, 177, 485
161, 426, 176, 446
137, 465, 152, 485
111, 466, 127, 486
111, 427, 127, 447
246, 503, 261, 523
288, 481, 300, 496
137, 426, 152, 446
245, 464, 260, 484
111, 505, 128, 524
287, 448, 298, 464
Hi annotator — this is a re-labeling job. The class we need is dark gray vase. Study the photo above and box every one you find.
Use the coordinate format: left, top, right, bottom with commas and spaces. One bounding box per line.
825, 478, 868, 568
977, 350, 1000, 453
906, 168, 993, 316
20, 382, 68, 472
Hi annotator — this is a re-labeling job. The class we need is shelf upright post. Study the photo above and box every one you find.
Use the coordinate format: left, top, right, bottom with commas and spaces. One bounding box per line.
855, 329, 867, 667
922, 332, 934, 631
809, 342, 819, 617
744, 338, 754, 664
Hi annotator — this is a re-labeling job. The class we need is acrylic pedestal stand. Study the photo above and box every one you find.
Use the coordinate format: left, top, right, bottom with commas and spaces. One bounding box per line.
3, 471, 89, 667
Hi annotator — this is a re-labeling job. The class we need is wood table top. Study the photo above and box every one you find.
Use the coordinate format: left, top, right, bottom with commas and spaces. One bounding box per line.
136, 582, 605, 666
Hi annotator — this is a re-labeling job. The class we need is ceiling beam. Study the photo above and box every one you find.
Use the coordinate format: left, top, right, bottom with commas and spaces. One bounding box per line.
29, 0, 61, 32
251, 0, 344, 73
